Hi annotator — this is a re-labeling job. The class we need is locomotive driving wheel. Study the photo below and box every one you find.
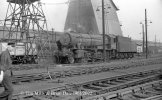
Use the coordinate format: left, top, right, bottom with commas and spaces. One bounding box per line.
81, 52, 89, 63
68, 55, 74, 64
81, 57, 88, 63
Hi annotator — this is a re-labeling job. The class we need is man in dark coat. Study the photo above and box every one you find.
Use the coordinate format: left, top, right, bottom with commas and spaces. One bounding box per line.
0, 48, 13, 100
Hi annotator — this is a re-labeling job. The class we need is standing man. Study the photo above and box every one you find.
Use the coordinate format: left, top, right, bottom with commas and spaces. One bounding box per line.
0, 47, 13, 100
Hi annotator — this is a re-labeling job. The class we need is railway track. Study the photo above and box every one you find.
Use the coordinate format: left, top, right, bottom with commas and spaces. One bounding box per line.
12, 55, 162, 71
10, 57, 162, 84
12, 69, 162, 100
85, 81, 162, 100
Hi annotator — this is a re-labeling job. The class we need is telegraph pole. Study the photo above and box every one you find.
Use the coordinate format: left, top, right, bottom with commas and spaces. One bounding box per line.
102, 0, 106, 62
145, 9, 148, 59
155, 34, 157, 53
155, 35, 156, 47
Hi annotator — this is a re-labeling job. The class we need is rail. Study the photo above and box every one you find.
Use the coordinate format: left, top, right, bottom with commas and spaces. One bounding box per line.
12, 69, 162, 100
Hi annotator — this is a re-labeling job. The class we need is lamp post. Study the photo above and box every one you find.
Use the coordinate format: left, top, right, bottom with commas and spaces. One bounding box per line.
140, 22, 145, 54
52, 28, 56, 42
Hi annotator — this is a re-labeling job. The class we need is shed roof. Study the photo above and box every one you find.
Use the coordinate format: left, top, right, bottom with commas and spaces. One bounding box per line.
110, 0, 119, 11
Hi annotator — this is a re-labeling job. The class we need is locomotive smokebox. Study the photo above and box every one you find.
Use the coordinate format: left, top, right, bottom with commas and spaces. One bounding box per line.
59, 32, 72, 46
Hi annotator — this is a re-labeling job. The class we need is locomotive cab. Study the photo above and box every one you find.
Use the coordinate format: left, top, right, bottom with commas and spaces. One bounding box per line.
107, 34, 117, 59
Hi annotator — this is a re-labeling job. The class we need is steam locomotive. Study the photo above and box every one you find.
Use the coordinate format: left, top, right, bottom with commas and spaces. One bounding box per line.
0, 31, 137, 64
55, 31, 137, 63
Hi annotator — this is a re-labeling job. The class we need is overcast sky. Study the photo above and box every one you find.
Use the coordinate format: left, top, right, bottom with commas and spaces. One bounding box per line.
113, 0, 162, 42
0, 0, 162, 42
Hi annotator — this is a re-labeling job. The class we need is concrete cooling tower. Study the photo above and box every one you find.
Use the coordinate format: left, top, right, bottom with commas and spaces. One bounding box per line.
64, 0, 123, 36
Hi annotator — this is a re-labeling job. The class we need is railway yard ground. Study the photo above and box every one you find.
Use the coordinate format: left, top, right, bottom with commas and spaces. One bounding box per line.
0, 54, 162, 100
1, 0, 162, 100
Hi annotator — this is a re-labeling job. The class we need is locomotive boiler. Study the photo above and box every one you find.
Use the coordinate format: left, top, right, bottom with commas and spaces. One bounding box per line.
56, 31, 137, 64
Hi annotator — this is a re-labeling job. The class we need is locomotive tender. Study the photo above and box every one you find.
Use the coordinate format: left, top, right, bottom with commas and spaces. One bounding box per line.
55, 31, 137, 63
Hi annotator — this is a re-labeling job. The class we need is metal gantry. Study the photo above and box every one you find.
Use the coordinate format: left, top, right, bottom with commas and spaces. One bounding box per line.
3, 0, 53, 63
